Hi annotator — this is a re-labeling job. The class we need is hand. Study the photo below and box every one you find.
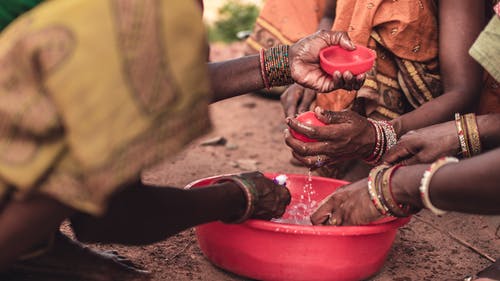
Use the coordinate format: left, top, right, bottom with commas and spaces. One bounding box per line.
285, 107, 375, 168
280, 83, 316, 118
289, 30, 365, 93
238, 172, 291, 220
383, 121, 459, 165
310, 179, 382, 226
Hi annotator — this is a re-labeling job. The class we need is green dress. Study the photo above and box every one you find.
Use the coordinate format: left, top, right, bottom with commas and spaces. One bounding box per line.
0, 0, 43, 31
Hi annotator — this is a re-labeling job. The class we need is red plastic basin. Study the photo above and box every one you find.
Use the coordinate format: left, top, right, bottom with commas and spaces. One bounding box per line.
185, 173, 410, 281
320, 45, 376, 75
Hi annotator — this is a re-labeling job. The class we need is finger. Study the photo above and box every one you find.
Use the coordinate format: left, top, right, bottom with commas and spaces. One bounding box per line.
281, 87, 301, 118
314, 107, 352, 125
335, 32, 356, 51
310, 194, 337, 225
281, 186, 292, 206
342, 71, 355, 90
291, 152, 332, 168
297, 89, 316, 113
332, 71, 344, 89
324, 212, 343, 226
353, 74, 366, 90
399, 155, 422, 166
383, 144, 417, 164
285, 132, 329, 156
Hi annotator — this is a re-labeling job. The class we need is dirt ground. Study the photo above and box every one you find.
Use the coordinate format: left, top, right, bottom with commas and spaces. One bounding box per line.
79, 43, 499, 280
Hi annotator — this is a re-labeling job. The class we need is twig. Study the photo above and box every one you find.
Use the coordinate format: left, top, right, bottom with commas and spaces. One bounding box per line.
413, 215, 495, 263
165, 240, 194, 263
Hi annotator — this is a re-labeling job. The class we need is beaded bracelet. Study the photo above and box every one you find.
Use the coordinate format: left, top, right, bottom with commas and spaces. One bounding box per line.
454, 113, 470, 158
368, 164, 391, 216
214, 175, 259, 224
419, 157, 459, 216
380, 164, 411, 217
463, 113, 482, 156
259, 48, 271, 89
260, 45, 294, 89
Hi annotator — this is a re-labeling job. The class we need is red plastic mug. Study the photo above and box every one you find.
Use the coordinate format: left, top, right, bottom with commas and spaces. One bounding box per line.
290, 111, 326, 142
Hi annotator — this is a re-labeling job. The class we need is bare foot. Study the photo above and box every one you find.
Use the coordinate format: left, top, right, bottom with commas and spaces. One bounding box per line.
1, 232, 150, 281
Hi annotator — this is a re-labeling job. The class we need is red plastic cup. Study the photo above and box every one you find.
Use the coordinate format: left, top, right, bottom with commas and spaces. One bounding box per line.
319, 45, 376, 75
290, 111, 326, 142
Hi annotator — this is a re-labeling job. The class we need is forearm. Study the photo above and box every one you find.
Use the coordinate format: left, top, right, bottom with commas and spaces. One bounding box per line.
72, 182, 245, 245
317, 0, 336, 31
392, 0, 485, 137
477, 114, 500, 150
393, 148, 500, 215
392, 90, 478, 137
208, 55, 265, 102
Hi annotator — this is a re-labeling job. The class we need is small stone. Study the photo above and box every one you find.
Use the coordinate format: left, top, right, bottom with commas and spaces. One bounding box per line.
225, 143, 239, 150
236, 159, 259, 171
200, 136, 227, 146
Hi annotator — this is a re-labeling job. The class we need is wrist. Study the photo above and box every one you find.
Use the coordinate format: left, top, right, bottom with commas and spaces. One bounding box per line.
260, 45, 294, 89
477, 114, 500, 150
361, 120, 378, 159
214, 181, 246, 223
391, 165, 427, 210
390, 117, 404, 139
213, 176, 258, 223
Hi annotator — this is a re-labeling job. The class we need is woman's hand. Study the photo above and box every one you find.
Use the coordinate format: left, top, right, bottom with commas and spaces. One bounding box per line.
289, 30, 365, 93
238, 172, 291, 220
383, 121, 459, 165
310, 179, 382, 226
280, 84, 316, 118
285, 107, 375, 168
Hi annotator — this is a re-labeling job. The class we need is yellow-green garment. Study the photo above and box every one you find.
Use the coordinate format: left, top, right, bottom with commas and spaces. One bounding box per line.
470, 15, 500, 114
470, 16, 500, 82
0, 0, 212, 215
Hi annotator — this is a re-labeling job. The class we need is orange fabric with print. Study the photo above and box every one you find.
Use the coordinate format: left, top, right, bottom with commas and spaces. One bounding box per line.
246, 0, 440, 117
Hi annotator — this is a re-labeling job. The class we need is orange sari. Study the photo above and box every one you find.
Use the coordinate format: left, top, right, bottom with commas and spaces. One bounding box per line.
247, 0, 442, 119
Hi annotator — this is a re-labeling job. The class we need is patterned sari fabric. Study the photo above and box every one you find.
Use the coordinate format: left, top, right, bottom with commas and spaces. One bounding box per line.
0, 0, 212, 215
246, 0, 441, 120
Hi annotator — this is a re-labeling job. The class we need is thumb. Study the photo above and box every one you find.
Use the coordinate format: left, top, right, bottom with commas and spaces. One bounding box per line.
335, 32, 356, 51
314, 107, 352, 124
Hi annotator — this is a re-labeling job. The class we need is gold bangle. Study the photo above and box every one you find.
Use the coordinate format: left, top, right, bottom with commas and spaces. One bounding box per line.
454, 113, 470, 158
214, 175, 258, 224
368, 164, 390, 216
380, 164, 410, 217
463, 113, 482, 156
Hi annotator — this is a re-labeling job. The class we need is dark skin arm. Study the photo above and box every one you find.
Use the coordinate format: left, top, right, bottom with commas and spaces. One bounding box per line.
71, 172, 290, 245
286, 0, 485, 167
384, 114, 500, 165
318, 0, 337, 31
0, 172, 290, 268
311, 148, 500, 226
391, 0, 485, 137
209, 30, 364, 102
